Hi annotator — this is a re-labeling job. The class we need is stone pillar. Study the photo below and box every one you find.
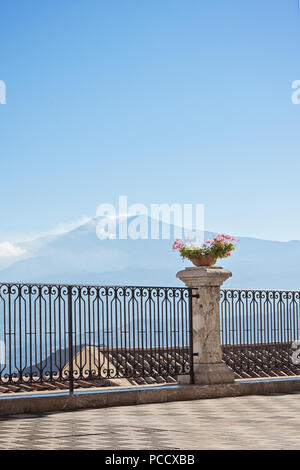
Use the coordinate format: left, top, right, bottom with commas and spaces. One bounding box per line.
177, 266, 235, 385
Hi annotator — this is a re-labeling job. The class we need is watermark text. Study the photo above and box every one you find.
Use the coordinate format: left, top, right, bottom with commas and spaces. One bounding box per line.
291, 80, 300, 104
0, 80, 6, 104
96, 196, 204, 242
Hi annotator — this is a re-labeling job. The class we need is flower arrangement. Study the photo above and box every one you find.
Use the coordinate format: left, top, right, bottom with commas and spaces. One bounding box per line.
172, 234, 237, 267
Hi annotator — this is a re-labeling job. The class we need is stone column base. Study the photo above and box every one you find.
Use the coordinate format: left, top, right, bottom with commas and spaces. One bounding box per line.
177, 375, 192, 385
193, 363, 235, 385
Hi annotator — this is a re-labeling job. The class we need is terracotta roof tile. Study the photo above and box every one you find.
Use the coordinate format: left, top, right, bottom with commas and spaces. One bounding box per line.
0, 342, 299, 394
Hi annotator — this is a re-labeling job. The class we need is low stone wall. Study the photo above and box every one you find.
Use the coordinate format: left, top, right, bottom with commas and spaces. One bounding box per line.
1, 378, 300, 417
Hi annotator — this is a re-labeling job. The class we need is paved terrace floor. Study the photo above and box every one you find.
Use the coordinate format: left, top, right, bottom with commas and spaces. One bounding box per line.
1, 393, 300, 449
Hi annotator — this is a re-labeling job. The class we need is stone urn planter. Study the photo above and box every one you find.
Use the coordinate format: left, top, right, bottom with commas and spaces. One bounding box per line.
190, 255, 217, 267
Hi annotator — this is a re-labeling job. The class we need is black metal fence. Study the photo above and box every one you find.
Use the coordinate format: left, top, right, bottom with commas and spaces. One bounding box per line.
221, 289, 300, 378
0, 283, 193, 392
2, 283, 300, 392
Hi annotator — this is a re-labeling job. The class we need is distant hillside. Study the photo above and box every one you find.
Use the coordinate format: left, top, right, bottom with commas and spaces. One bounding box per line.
0, 216, 299, 290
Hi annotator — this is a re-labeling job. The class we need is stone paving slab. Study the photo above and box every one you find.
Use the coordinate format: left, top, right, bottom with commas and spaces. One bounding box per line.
1, 392, 300, 449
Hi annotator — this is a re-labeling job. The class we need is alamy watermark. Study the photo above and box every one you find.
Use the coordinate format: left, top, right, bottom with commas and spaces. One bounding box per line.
95, 196, 204, 241
291, 80, 300, 104
0, 80, 6, 104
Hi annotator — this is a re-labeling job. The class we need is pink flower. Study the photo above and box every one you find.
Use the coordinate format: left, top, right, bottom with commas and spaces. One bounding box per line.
172, 239, 185, 251
214, 233, 236, 243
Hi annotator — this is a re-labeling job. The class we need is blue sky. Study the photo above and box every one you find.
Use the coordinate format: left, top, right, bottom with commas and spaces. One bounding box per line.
0, 0, 300, 243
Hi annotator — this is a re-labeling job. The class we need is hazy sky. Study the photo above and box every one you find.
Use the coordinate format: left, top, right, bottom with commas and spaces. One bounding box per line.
0, 0, 300, 243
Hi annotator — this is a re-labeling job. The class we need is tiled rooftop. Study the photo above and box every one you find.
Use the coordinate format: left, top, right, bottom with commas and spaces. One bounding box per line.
0, 342, 299, 394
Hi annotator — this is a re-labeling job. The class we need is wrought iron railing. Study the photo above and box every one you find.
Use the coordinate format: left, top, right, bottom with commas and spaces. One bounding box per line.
220, 289, 300, 378
0, 283, 193, 392
2, 284, 300, 392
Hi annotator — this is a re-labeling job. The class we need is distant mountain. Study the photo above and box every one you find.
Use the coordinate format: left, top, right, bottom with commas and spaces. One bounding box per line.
0, 216, 299, 290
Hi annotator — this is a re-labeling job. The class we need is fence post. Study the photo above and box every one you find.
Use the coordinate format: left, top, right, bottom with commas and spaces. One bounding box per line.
188, 288, 194, 384
68, 286, 74, 395
177, 267, 235, 385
